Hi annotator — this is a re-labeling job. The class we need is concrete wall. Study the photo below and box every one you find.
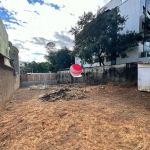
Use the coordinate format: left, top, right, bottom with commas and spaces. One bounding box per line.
138, 63, 150, 92
0, 18, 20, 112
57, 64, 137, 85
0, 64, 20, 112
9, 46, 20, 74
0, 18, 9, 57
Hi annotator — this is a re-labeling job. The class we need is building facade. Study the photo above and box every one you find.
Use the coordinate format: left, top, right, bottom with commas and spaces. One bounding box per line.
75, 0, 150, 67
0, 18, 20, 74
0, 18, 20, 110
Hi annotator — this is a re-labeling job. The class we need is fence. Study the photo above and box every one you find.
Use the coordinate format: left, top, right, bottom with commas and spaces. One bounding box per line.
20, 73, 57, 87
57, 63, 137, 85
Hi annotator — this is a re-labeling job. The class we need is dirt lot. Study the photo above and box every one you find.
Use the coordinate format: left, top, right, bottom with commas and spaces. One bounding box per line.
0, 83, 150, 150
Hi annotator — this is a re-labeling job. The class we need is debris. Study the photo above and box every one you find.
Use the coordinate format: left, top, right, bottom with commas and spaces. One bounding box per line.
38, 87, 87, 102
28, 85, 38, 90
28, 85, 48, 90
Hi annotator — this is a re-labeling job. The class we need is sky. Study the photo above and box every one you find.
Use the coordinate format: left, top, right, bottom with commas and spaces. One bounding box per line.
0, 0, 110, 62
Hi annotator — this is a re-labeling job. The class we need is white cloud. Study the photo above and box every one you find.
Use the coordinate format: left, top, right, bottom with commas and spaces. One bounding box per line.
0, 0, 110, 62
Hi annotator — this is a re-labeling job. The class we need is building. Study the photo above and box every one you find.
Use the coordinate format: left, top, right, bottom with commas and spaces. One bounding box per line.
19, 61, 26, 67
9, 45, 20, 74
0, 19, 12, 68
0, 18, 19, 74
75, 0, 150, 92
0, 17, 20, 111
75, 0, 150, 67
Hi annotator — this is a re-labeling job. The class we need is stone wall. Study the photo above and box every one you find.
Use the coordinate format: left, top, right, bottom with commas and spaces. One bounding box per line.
0, 64, 20, 112
57, 63, 137, 85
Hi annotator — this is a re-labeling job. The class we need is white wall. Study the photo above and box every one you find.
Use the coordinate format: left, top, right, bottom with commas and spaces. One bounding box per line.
105, 0, 143, 65
119, 0, 140, 33
103, 0, 122, 9
75, 57, 100, 67
138, 63, 150, 92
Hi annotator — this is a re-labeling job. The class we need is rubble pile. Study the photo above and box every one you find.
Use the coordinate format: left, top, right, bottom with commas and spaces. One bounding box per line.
38, 87, 87, 102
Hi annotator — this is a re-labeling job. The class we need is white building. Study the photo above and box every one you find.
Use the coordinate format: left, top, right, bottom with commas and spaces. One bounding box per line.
75, 0, 150, 67
19, 61, 26, 67
75, 0, 150, 92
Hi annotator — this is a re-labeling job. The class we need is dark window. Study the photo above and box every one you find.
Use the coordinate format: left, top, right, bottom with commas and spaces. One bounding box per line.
143, 6, 146, 14
142, 21, 145, 29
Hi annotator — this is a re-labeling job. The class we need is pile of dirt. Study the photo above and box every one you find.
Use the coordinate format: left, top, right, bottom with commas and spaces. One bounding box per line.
38, 87, 87, 102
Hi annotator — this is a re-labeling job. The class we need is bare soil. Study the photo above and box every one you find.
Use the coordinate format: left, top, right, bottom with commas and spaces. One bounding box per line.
1, 83, 150, 150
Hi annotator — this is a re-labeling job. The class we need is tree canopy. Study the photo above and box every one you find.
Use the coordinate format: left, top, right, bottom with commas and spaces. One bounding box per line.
20, 61, 51, 74
70, 7, 140, 66
143, 16, 150, 42
45, 43, 74, 72
20, 42, 74, 74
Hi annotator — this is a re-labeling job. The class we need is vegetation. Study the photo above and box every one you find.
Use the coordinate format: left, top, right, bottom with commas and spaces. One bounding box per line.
143, 16, 150, 42
44, 42, 74, 72
20, 61, 51, 74
20, 42, 74, 74
70, 7, 141, 66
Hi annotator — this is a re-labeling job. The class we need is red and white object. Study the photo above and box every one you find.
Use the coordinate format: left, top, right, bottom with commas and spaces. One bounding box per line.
70, 64, 82, 77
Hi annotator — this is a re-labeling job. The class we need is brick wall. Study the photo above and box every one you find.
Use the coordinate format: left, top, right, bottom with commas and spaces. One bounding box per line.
0, 64, 20, 112
20, 74, 56, 82
20, 73, 57, 87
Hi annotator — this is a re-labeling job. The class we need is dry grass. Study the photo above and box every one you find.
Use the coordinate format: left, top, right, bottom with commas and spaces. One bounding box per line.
0, 83, 150, 150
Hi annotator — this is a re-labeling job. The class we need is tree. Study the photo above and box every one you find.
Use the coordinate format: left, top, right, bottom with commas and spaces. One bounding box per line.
46, 42, 56, 51
20, 61, 51, 74
70, 7, 140, 66
45, 43, 74, 72
143, 16, 150, 42
20, 66, 32, 74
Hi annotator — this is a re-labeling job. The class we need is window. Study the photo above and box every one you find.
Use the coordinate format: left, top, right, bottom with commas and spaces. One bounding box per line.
143, 6, 146, 15
146, 42, 150, 47
142, 21, 145, 29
